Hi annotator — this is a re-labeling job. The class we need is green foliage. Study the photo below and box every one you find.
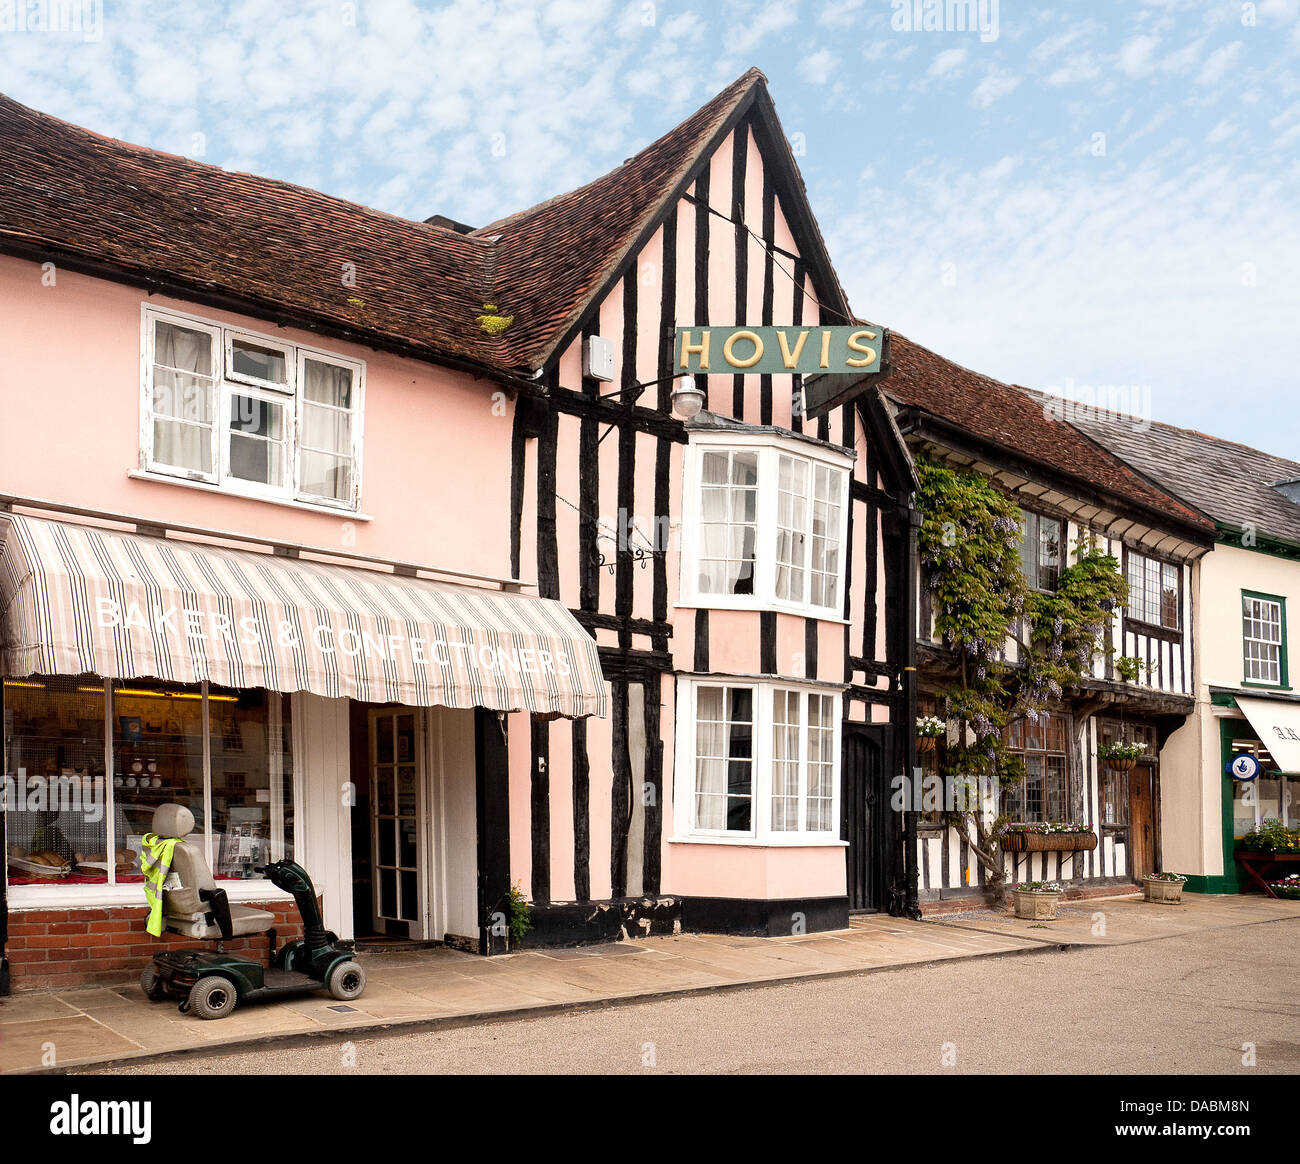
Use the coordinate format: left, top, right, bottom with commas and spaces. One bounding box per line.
1239, 817, 1300, 853
507, 881, 532, 947
914, 455, 1129, 900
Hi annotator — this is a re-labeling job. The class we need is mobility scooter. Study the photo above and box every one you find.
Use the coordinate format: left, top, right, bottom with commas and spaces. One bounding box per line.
140, 804, 366, 1019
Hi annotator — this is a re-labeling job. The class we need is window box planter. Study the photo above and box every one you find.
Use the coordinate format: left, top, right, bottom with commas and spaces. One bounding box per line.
1142, 874, 1186, 904
1012, 883, 1063, 920
1000, 828, 1098, 853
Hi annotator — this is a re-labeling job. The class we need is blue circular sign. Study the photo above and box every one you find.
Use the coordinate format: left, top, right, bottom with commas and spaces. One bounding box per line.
1227, 754, 1260, 781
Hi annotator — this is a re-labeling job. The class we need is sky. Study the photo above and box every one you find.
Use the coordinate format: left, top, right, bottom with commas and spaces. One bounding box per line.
2, 0, 1298, 457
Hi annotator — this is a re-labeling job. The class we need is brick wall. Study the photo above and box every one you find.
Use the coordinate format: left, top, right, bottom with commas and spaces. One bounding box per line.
5, 900, 306, 990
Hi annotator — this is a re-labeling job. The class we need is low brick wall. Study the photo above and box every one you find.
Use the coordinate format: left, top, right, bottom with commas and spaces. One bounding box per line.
5, 900, 305, 991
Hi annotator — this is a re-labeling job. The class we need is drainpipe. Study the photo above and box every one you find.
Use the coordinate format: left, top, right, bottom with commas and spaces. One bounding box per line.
901, 502, 922, 920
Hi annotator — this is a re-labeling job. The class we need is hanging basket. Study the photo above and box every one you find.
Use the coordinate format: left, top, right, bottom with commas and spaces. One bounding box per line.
1102, 755, 1138, 772
1001, 830, 1099, 853
916, 736, 938, 754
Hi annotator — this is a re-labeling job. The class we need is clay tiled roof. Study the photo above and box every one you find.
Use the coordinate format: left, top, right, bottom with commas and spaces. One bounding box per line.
0, 70, 765, 379
478, 68, 767, 369
884, 333, 1215, 535
1023, 388, 1300, 546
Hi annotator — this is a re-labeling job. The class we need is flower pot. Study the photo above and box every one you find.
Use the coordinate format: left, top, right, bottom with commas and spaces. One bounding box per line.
1013, 889, 1062, 920
1001, 830, 1098, 853
1103, 756, 1138, 772
1142, 876, 1184, 904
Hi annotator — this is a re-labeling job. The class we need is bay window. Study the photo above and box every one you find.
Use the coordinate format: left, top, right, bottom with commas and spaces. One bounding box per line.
684, 433, 851, 616
142, 307, 364, 510
3, 677, 294, 892
676, 678, 842, 843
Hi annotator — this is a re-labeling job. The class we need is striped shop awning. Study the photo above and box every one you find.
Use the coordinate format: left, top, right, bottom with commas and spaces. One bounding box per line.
0, 513, 606, 720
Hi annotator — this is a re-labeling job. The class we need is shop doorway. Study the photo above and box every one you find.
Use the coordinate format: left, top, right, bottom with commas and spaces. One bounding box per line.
843, 724, 886, 912
367, 708, 427, 937
1127, 762, 1158, 881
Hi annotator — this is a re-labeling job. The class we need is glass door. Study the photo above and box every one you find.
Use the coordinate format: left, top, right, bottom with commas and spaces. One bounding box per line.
368, 709, 426, 938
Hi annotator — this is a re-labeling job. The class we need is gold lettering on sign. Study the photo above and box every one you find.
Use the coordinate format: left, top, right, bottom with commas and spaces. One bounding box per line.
846, 330, 878, 368
819, 330, 832, 369
679, 330, 710, 371
776, 329, 811, 368
723, 329, 764, 369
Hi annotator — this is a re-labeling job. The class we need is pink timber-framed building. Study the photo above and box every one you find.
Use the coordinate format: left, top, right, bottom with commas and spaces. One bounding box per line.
0, 69, 920, 991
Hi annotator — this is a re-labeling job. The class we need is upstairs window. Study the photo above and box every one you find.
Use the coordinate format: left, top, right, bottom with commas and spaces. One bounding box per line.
1018, 510, 1061, 592
1126, 551, 1181, 631
1243, 592, 1286, 687
685, 434, 851, 617
143, 309, 364, 510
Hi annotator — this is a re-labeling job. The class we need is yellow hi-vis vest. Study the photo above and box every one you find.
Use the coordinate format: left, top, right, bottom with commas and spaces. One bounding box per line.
140, 832, 179, 937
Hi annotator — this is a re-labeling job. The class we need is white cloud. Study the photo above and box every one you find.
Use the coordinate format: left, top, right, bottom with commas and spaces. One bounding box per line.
971, 68, 1022, 109
1118, 34, 1161, 76
798, 49, 838, 84
1198, 42, 1244, 86
929, 48, 968, 78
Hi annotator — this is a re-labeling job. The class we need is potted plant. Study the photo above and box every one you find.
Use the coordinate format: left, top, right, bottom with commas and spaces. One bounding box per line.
1098, 738, 1145, 772
1268, 874, 1300, 900
1142, 871, 1187, 903
1000, 822, 1099, 852
1011, 880, 1064, 920
916, 714, 945, 753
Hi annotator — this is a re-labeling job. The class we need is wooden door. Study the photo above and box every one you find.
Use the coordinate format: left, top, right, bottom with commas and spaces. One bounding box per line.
369, 709, 427, 938
1128, 763, 1156, 880
843, 726, 885, 912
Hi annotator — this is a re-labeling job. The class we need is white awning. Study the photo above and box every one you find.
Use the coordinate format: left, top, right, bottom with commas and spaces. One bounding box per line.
1234, 695, 1300, 774
0, 513, 606, 719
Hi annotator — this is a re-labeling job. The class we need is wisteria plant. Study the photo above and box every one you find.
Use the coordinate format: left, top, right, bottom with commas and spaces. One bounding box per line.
916, 456, 1128, 905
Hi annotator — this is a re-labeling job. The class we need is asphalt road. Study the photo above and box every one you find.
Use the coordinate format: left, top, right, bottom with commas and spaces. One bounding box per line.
83, 918, 1300, 1075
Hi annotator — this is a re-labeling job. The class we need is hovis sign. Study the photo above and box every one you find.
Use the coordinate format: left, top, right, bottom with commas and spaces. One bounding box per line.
674, 325, 884, 377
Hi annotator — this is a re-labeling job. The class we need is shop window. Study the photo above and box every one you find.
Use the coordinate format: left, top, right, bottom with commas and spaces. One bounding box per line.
677, 680, 841, 842
1002, 712, 1070, 822
684, 434, 851, 617
1126, 551, 1181, 630
3, 677, 293, 891
1242, 592, 1286, 687
1228, 736, 1298, 835
1018, 510, 1061, 593
143, 307, 363, 510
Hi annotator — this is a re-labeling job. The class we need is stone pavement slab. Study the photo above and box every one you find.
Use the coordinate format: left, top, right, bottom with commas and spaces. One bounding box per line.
2, 893, 1292, 1073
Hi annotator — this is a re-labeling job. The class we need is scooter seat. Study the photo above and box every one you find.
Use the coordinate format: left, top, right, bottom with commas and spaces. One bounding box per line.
163, 903, 276, 940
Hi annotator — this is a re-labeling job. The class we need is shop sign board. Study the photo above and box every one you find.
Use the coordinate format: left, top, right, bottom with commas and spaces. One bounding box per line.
1227, 753, 1261, 781
674, 325, 884, 378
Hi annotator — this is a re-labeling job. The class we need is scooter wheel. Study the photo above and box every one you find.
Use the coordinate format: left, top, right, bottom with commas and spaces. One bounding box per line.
140, 964, 165, 1002
327, 959, 366, 1001
187, 975, 238, 1020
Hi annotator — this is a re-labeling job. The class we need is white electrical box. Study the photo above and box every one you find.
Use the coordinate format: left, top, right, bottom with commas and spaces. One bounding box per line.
583, 335, 615, 382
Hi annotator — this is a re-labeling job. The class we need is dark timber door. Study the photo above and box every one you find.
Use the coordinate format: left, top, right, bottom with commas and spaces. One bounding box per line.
843, 725, 885, 912
1128, 763, 1157, 881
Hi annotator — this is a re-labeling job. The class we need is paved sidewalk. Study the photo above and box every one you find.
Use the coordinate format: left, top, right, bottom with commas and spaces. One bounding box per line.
2, 892, 1296, 1072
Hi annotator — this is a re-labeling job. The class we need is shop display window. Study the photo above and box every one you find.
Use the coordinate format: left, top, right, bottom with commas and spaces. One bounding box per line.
3, 676, 293, 890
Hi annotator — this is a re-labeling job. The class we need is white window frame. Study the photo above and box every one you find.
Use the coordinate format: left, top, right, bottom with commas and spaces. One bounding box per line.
680, 431, 853, 618
224, 330, 295, 394
140, 305, 365, 512
672, 677, 844, 846
1243, 593, 1285, 686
